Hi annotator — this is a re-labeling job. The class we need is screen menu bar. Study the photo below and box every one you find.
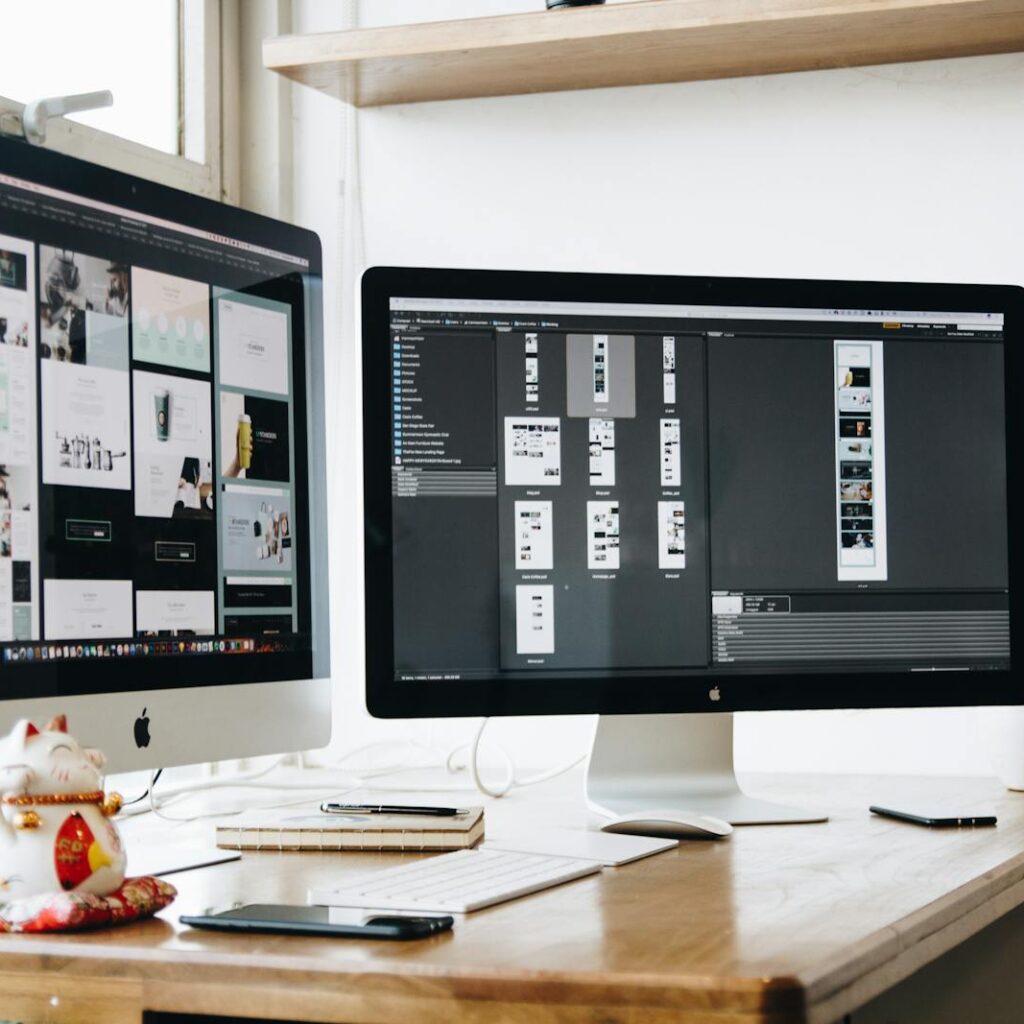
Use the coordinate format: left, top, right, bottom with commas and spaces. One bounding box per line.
390, 296, 1004, 327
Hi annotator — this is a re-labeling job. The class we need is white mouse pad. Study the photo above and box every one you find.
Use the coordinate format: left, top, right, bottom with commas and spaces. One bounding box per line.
483, 829, 677, 866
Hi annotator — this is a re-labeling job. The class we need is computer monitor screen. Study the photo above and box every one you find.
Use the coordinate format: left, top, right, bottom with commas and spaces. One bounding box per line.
363, 268, 1018, 718
0, 137, 329, 767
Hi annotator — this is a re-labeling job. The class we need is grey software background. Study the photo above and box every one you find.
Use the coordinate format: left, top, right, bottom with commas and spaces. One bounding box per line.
392, 327, 1007, 677
497, 330, 709, 671
708, 335, 1008, 591
881, 339, 1007, 589
392, 333, 500, 673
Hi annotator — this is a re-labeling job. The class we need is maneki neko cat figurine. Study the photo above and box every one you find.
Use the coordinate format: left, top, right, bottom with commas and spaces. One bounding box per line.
0, 716, 126, 902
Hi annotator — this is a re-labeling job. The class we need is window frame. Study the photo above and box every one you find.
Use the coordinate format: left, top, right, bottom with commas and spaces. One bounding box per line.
0, 0, 232, 202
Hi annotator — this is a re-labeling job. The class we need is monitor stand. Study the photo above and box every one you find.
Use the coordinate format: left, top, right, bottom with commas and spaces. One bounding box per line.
584, 713, 827, 825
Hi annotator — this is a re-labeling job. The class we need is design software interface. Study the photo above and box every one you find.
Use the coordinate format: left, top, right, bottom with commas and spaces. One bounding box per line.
0, 168, 308, 667
388, 297, 1009, 680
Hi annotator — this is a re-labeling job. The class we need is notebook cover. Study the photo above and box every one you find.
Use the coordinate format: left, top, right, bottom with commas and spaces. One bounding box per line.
215, 807, 485, 852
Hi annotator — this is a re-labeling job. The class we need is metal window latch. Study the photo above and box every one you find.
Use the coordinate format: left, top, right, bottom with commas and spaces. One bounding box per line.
17, 90, 113, 145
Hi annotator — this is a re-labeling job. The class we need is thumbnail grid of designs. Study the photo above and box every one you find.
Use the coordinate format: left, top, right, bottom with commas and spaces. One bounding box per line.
509, 333, 685, 656
1, 231, 298, 650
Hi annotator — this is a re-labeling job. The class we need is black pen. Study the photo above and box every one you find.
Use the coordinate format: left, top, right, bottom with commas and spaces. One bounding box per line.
320, 802, 467, 817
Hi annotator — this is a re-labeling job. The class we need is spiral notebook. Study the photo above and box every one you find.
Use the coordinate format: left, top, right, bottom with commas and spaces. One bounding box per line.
215, 807, 485, 852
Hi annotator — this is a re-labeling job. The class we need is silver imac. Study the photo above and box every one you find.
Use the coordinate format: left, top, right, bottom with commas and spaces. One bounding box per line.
0, 136, 330, 769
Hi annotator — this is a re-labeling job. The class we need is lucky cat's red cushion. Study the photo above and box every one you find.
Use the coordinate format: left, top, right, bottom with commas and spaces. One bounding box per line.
0, 875, 176, 933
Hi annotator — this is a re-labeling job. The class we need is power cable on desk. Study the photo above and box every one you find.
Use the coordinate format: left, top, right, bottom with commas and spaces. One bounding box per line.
120, 767, 162, 807
113, 757, 350, 822
130, 751, 455, 823
117, 721, 587, 820
459, 717, 587, 798
114, 745, 433, 821
145, 778, 366, 824
343, 720, 587, 798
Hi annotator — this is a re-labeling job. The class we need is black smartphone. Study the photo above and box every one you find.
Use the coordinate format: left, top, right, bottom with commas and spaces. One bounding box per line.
180, 904, 454, 940
869, 805, 998, 828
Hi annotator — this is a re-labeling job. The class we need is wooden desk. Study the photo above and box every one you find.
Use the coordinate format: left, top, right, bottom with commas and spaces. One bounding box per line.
2, 772, 1024, 1024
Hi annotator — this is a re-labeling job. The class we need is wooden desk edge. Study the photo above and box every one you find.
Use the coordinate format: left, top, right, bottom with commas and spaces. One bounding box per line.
4, 855, 1024, 1021
0, 945, 808, 1018
801, 845, 1024, 1023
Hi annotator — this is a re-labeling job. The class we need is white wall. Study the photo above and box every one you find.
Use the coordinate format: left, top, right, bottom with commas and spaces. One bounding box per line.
288, 0, 1022, 779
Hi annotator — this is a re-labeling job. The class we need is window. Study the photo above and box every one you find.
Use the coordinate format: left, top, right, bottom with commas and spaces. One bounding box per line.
0, 0, 225, 200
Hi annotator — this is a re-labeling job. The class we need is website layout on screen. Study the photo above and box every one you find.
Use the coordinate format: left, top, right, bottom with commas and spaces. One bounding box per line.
0, 169, 307, 667
387, 297, 1008, 681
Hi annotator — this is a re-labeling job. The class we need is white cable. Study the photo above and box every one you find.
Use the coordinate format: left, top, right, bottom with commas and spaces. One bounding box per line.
123, 748, 425, 804
143, 763, 377, 823
120, 745, 454, 821
467, 718, 516, 797
112, 761, 289, 816
128, 755, 289, 802
145, 778, 366, 824
513, 753, 590, 787
127, 717, 588, 817
135, 749, 455, 823
317, 738, 448, 775
359, 781, 479, 793
119, 780, 322, 820
456, 719, 588, 799
123, 757, 355, 823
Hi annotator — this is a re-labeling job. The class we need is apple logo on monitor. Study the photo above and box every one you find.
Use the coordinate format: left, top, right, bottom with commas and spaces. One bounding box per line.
708, 686, 721, 703
134, 707, 151, 748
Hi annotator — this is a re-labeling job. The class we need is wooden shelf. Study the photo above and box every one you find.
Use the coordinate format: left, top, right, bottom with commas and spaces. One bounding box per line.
264, 0, 1024, 107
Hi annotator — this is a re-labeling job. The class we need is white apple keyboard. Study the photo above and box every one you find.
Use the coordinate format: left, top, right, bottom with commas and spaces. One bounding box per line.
309, 848, 603, 914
